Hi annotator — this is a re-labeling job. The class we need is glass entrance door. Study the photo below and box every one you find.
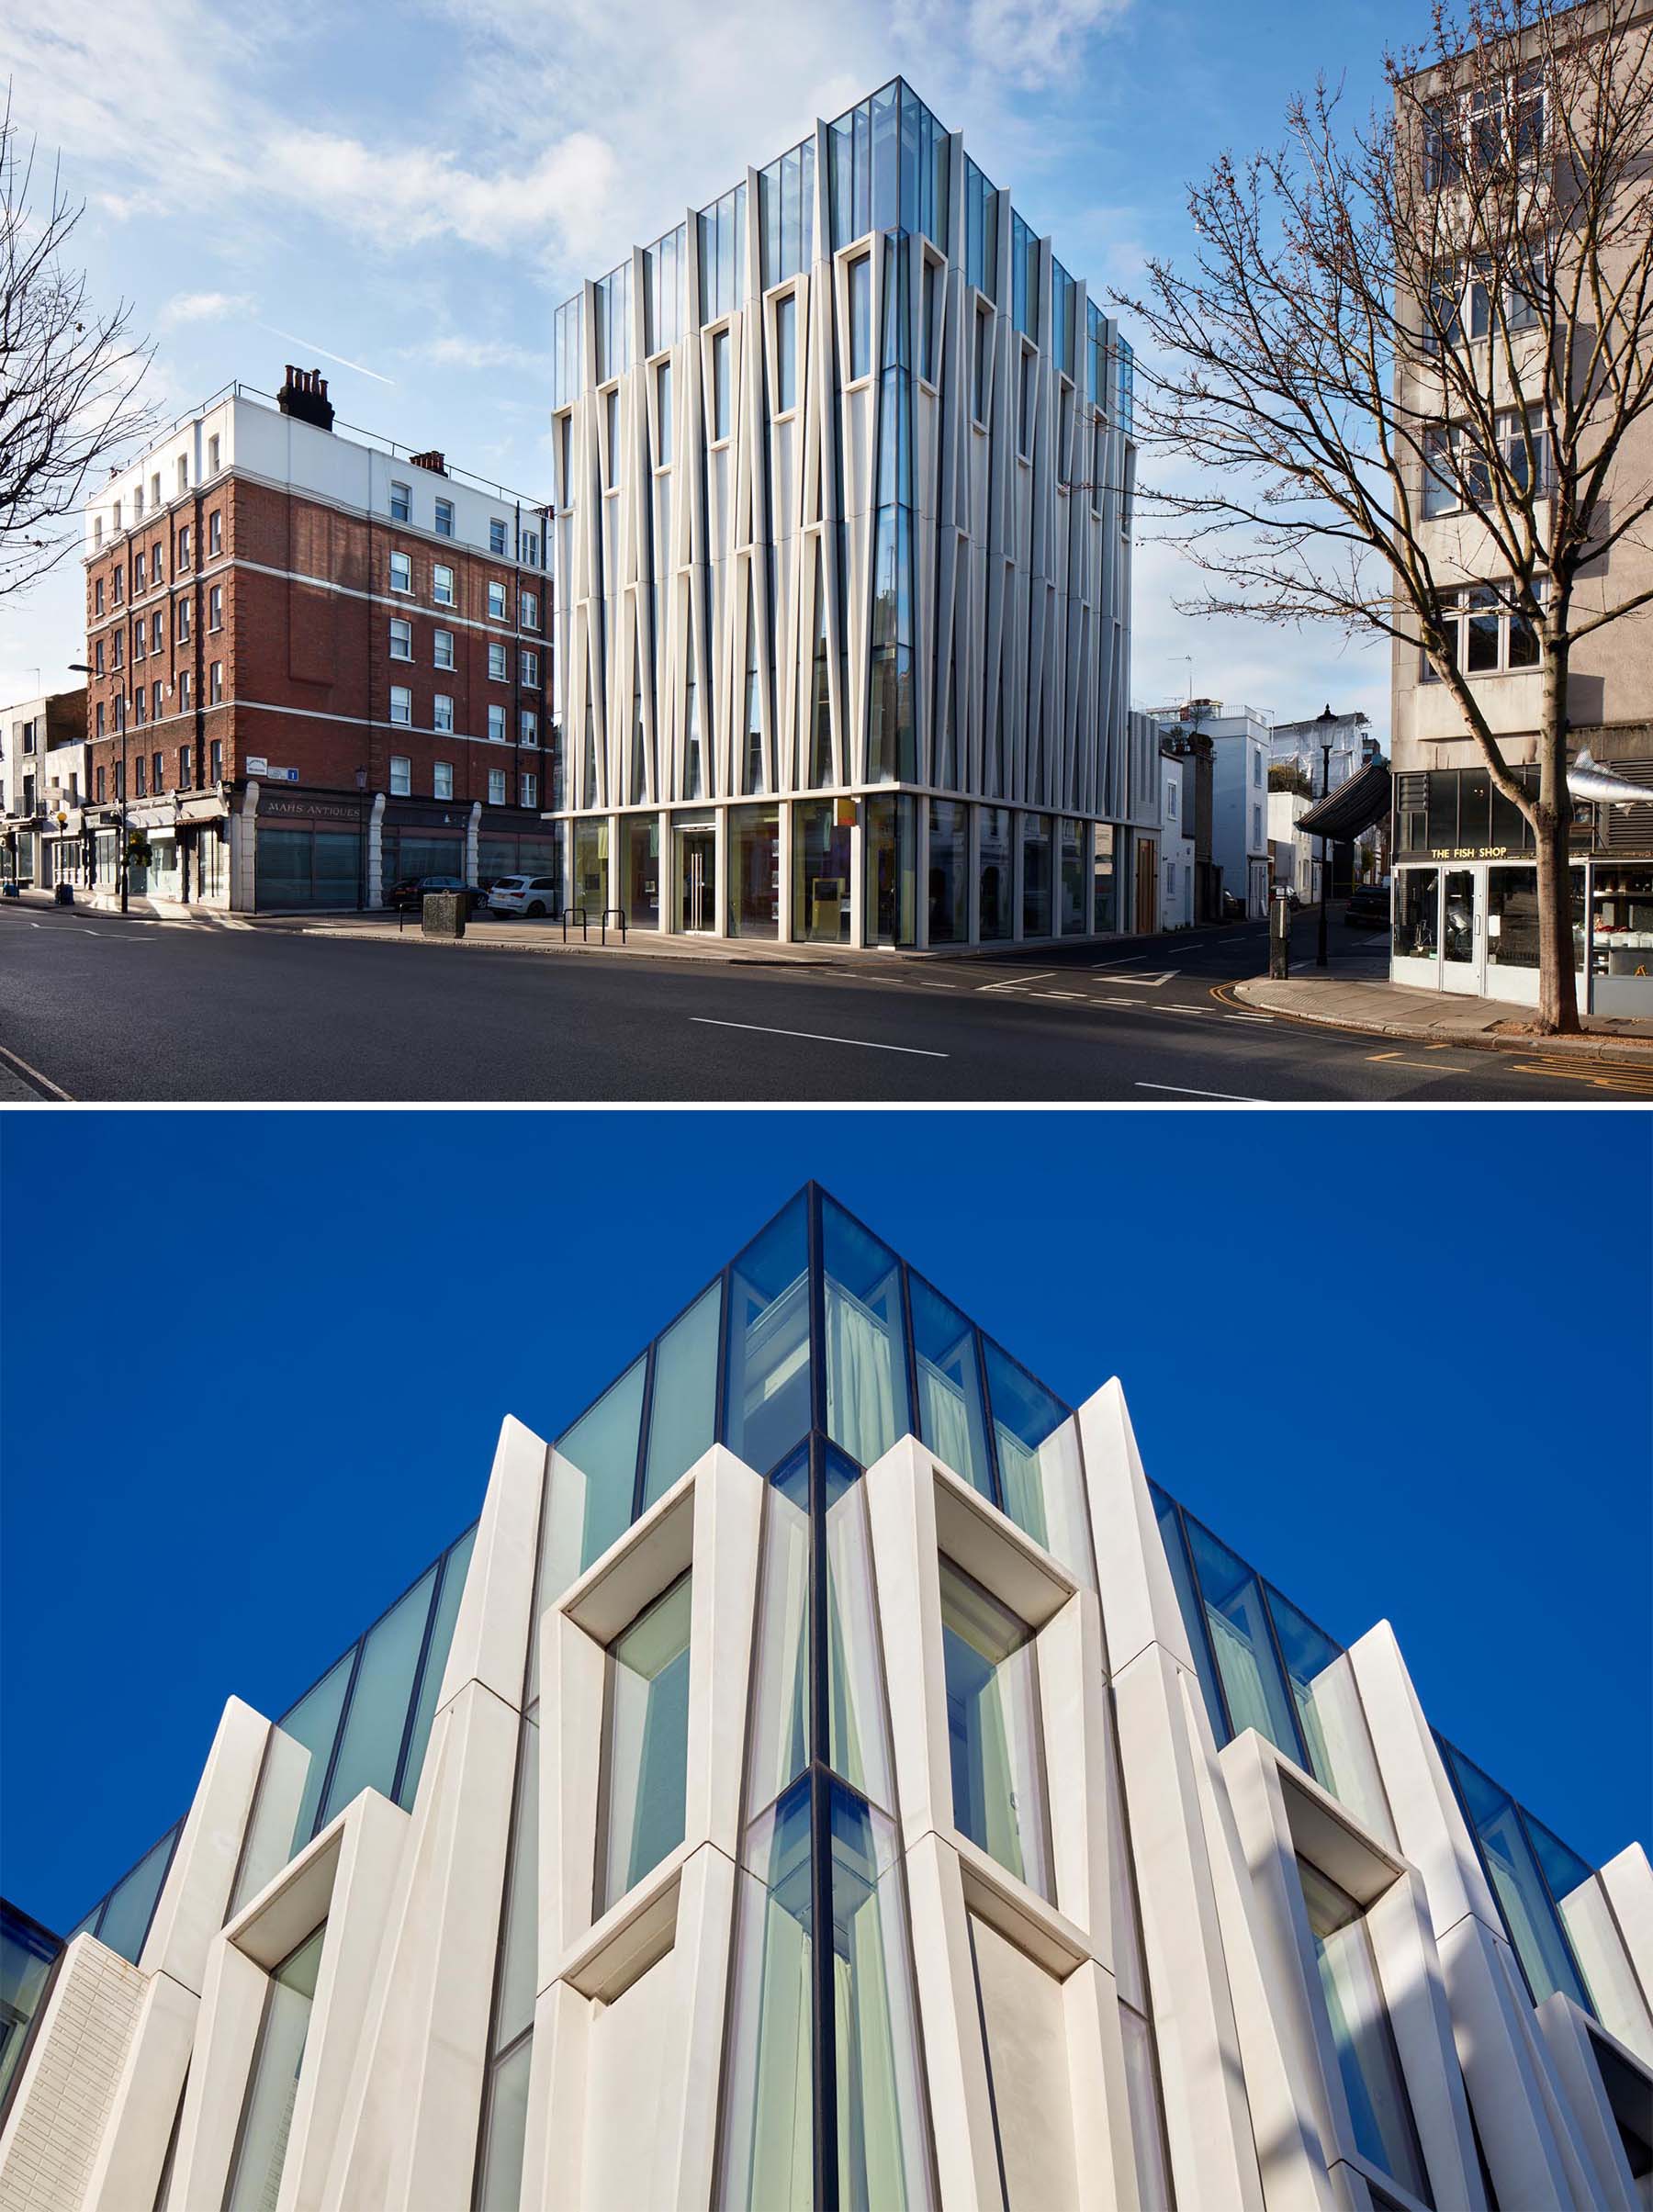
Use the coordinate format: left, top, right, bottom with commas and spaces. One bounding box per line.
677, 825, 715, 933
1441, 868, 1485, 994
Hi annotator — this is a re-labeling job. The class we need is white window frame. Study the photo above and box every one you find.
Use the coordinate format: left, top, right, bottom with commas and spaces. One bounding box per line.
389, 617, 412, 661
488, 641, 508, 682
488, 703, 507, 743
433, 694, 455, 734
390, 551, 413, 595
433, 629, 455, 670
433, 760, 454, 800
488, 768, 507, 805
389, 685, 413, 727
390, 480, 411, 523
389, 755, 411, 796
434, 496, 455, 538
487, 578, 507, 622
433, 564, 455, 608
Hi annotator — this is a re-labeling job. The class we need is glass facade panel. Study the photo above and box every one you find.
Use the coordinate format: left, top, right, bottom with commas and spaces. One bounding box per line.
595, 1574, 693, 1916
642, 1280, 723, 1508
980, 1336, 1067, 1547
1092, 822, 1119, 933
320, 1565, 438, 1825
793, 801, 852, 944
1184, 1515, 1304, 1762
864, 793, 916, 947
493, 1719, 541, 2052
724, 1192, 812, 1477
399, 1526, 477, 1806
1444, 1745, 1593, 2009
978, 807, 1013, 939
1021, 813, 1052, 937
231, 1654, 353, 1914
91, 1826, 178, 1965
940, 1558, 1052, 1899
1265, 1586, 1343, 1796
909, 1274, 994, 1501
747, 1458, 814, 1818
1148, 1484, 1228, 1743
0, 1906, 59, 2109
1299, 1861, 1432, 2203
928, 801, 969, 945
829, 1789, 933, 2210
728, 803, 782, 939
561, 1354, 647, 1574
826, 1475, 895, 1813
223, 1924, 326, 2212
474, 2033, 533, 2212
1059, 818, 1086, 933
573, 818, 608, 917
721, 1781, 815, 2212
823, 1197, 909, 1469
624, 814, 660, 930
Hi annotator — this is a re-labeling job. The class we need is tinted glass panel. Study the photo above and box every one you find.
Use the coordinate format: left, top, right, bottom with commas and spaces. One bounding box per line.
823, 1199, 908, 1469
724, 1193, 812, 1476
1299, 1861, 1431, 2202
596, 1574, 693, 1914
92, 1827, 178, 1964
909, 1274, 994, 1501
1184, 1516, 1303, 1762
232, 1653, 354, 1911
320, 1566, 438, 1824
1445, 1746, 1592, 2008
1148, 1485, 1228, 1743
981, 1338, 1067, 1550
1265, 1586, 1343, 1793
643, 1281, 723, 1508
561, 1354, 647, 1573
398, 1526, 477, 1807
940, 1559, 1052, 1899
223, 1924, 325, 2212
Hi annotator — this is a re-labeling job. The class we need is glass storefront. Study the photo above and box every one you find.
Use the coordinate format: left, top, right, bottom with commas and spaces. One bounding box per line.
978, 806, 1012, 940
927, 800, 969, 945
1486, 865, 1541, 970
676, 816, 716, 932
793, 801, 852, 944
1394, 869, 1438, 960
1092, 823, 1119, 933
383, 831, 464, 889
727, 803, 781, 938
258, 827, 363, 911
573, 819, 609, 919
1059, 818, 1086, 934
1021, 814, 1052, 938
1591, 866, 1653, 1013
624, 815, 660, 929
864, 792, 916, 947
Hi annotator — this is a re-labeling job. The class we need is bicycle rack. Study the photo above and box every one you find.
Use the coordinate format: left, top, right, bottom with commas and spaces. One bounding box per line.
601, 906, 628, 946
561, 904, 590, 942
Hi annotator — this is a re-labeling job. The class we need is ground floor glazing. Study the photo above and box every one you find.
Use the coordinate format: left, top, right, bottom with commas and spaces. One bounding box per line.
1390, 857, 1653, 1016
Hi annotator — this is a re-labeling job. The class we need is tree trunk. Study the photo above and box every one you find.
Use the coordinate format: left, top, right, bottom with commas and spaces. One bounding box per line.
1535, 637, 1581, 1035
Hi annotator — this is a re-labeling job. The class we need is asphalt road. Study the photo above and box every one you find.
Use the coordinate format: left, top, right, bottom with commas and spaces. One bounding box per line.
2, 903, 1648, 1103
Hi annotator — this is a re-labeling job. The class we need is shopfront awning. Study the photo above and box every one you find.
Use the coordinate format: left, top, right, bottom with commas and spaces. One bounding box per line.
1297, 758, 1391, 840
176, 794, 228, 825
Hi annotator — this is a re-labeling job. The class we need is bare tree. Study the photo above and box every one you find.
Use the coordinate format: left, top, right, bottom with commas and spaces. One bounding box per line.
1, 88, 154, 601
1117, 0, 1653, 1032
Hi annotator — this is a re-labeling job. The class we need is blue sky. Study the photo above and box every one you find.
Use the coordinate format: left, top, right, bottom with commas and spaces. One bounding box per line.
6, 0, 1414, 732
2, 1109, 1647, 1931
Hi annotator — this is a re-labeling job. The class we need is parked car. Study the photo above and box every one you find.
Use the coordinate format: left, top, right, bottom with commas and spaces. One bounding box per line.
1220, 890, 1246, 921
487, 873, 562, 919
1344, 884, 1390, 929
388, 873, 484, 915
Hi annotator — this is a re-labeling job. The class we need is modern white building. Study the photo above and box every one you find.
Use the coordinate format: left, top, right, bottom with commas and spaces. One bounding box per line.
5, 1186, 1649, 2212
1159, 750, 1194, 929
547, 82, 1155, 949
1268, 787, 1322, 905
0, 690, 87, 890
1153, 702, 1273, 917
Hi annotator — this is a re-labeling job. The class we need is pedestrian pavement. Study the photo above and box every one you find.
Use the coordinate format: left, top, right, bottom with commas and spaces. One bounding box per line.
1233, 970, 1653, 1061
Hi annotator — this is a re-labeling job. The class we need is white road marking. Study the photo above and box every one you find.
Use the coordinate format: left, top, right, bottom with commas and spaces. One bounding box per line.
1038, 991, 1085, 1001
1223, 1012, 1273, 1024
1135, 1081, 1263, 1102
1091, 955, 1147, 969
1099, 970, 1178, 987
978, 971, 1055, 991
692, 1017, 948, 1058
0, 1041, 73, 1100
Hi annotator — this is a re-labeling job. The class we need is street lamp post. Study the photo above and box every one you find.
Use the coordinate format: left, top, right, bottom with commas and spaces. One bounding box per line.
1314, 703, 1337, 971
69, 662, 128, 915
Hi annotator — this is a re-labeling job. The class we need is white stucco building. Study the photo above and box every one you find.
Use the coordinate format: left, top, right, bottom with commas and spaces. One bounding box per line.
5, 1187, 1649, 2212
1152, 702, 1273, 917
1159, 750, 1194, 929
547, 80, 1156, 949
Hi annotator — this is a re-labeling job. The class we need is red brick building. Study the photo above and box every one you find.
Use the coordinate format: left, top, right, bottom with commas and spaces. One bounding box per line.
81, 370, 554, 910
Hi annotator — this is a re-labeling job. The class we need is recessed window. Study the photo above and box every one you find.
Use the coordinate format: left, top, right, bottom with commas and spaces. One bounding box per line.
152, 542, 163, 582
488, 767, 506, 805
180, 670, 193, 708
433, 628, 455, 670
712, 328, 732, 442
489, 517, 507, 556
604, 387, 621, 488
433, 760, 454, 799
209, 663, 223, 703
134, 550, 146, 590
389, 617, 412, 660
973, 305, 991, 423
520, 770, 537, 808
389, 685, 412, 726
520, 589, 539, 630
594, 1574, 692, 1917
433, 694, 454, 733
434, 564, 455, 608
434, 497, 455, 538
939, 1557, 1053, 1899
775, 293, 797, 413
520, 648, 539, 687
390, 755, 411, 796
208, 585, 223, 631
390, 551, 412, 594
520, 709, 538, 747
488, 704, 506, 743
390, 481, 411, 523
488, 579, 507, 622
208, 434, 220, 475
178, 525, 191, 571
489, 641, 507, 682
848, 254, 871, 380
922, 256, 940, 384
1298, 1860, 1431, 2201
94, 515, 104, 549
208, 511, 222, 556
1018, 347, 1035, 458
95, 578, 105, 615
177, 456, 188, 495
219, 1926, 327, 2212
657, 360, 673, 466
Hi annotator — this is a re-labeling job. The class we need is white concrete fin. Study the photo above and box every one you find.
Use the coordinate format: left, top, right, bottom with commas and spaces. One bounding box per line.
1077, 1378, 1198, 1678
437, 1413, 548, 1714
139, 1695, 270, 1996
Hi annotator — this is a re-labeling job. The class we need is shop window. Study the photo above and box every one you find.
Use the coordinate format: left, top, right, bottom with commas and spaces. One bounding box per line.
1395, 869, 1439, 959
939, 1557, 1053, 1899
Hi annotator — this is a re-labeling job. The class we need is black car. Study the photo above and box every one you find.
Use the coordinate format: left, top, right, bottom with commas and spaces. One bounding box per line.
388, 873, 485, 915
1344, 884, 1390, 929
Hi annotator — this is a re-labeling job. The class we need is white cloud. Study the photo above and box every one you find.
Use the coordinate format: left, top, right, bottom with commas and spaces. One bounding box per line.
163, 290, 257, 325
408, 335, 541, 373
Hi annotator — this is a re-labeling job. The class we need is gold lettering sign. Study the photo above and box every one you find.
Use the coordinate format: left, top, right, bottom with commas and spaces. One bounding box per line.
1429, 846, 1512, 861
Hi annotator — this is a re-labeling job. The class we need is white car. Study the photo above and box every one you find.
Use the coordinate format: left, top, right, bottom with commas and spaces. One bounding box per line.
487, 873, 561, 919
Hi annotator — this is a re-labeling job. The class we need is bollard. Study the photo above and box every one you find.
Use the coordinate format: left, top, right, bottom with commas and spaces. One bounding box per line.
1268, 893, 1291, 980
